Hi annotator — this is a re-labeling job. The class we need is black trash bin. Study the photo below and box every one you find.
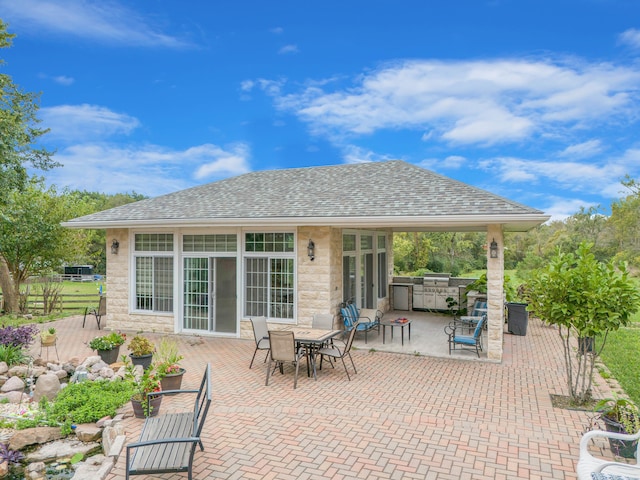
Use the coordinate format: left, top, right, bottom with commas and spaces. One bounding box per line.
506, 302, 529, 336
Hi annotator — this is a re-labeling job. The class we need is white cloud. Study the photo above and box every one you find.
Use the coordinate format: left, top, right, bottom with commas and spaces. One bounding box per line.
193, 144, 251, 179
619, 28, 640, 49
271, 59, 640, 146
341, 145, 397, 164
0, 0, 191, 48
40, 104, 140, 143
559, 140, 603, 158
279, 44, 299, 55
53, 75, 75, 86
543, 197, 599, 222
479, 154, 637, 200
44, 142, 251, 196
37, 73, 75, 85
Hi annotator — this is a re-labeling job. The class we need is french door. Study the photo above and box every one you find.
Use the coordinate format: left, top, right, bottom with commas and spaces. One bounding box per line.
183, 257, 237, 334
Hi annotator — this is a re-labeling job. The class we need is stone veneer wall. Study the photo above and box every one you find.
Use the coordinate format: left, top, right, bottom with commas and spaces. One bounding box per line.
486, 225, 505, 361
106, 229, 175, 334
296, 226, 333, 328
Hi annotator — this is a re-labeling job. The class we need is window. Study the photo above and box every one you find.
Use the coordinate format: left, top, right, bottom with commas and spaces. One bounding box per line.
134, 234, 174, 312
183, 234, 237, 252
244, 232, 295, 320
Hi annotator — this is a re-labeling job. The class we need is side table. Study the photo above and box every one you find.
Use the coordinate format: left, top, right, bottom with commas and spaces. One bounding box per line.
381, 318, 412, 346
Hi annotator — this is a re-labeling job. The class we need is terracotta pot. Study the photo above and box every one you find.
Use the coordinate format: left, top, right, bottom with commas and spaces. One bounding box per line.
131, 395, 162, 418
97, 346, 120, 365
160, 368, 186, 394
129, 353, 153, 370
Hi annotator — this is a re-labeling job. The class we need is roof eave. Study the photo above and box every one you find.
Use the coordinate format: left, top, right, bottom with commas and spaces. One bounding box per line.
62, 213, 550, 232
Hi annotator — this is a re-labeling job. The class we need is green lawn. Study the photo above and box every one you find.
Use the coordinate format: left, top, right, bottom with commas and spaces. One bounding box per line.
599, 309, 640, 405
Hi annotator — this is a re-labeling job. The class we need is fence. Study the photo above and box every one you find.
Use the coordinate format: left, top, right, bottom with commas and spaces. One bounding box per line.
24, 293, 101, 314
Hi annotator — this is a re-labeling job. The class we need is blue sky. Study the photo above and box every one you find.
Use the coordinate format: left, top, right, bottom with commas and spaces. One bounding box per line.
1, 0, 640, 221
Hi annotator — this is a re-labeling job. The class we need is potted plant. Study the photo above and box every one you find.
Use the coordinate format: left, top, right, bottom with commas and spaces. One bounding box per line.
40, 327, 57, 347
123, 357, 163, 418
593, 396, 640, 458
128, 335, 155, 370
155, 337, 185, 393
88, 331, 126, 364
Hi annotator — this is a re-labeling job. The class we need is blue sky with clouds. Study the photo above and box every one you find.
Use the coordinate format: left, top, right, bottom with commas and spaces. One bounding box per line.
1, 0, 640, 221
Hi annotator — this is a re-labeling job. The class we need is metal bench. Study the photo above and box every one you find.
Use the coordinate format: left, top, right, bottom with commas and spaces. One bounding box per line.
125, 363, 211, 480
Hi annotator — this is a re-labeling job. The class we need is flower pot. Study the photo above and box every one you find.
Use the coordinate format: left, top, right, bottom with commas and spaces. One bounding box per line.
97, 346, 120, 365
41, 334, 57, 347
601, 414, 639, 458
578, 336, 595, 354
160, 368, 185, 394
131, 395, 162, 418
130, 353, 153, 370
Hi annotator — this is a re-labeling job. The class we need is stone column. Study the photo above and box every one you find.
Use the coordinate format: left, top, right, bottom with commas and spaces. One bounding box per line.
486, 225, 504, 361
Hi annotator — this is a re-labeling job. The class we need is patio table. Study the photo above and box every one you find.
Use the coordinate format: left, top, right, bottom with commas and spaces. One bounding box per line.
279, 327, 342, 380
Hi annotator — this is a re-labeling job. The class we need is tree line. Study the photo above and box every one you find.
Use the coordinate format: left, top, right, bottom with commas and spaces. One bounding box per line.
394, 177, 640, 284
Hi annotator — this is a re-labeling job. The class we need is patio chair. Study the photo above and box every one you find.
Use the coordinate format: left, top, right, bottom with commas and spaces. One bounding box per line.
249, 316, 270, 369
576, 429, 640, 480
312, 313, 335, 330
457, 300, 487, 332
312, 312, 336, 351
82, 295, 106, 330
318, 322, 358, 381
444, 315, 485, 357
266, 330, 303, 389
340, 302, 380, 344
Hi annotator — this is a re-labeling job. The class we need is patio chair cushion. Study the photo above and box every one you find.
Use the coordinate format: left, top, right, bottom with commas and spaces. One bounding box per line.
591, 474, 640, 480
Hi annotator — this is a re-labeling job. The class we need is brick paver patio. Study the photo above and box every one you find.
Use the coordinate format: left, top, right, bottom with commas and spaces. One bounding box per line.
33, 314, 621, 479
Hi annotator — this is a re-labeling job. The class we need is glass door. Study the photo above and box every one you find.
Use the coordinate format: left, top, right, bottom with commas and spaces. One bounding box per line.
183, 257, 237, 334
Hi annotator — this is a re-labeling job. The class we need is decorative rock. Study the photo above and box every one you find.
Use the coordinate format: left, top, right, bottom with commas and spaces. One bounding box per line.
1, 375, 25, 393
102, 422, 125, 457
9, 426, 65, 450
82, 355, 102, 368
0, 362, 8, 374
75, 423, 102, 442
26, 461, 45, 473
4, 390, 28, 403
0, 460, 8, 477
95, 415, 111, 428
107, 434, 126, 457
54, 369, 68, 380
25, 438, 99, 463
71, 454, 115, 480
33, 373, 60, 402
98, 367, 115, 378
90, 360, 109, 373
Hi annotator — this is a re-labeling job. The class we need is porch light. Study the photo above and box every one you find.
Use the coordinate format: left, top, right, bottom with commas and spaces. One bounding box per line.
307, 239, 315, 261
489, 238, 498, 259
111, 239, 120, 255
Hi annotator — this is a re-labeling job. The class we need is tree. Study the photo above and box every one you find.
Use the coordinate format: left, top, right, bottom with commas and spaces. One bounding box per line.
0, 20, 58, 312
525, 242, 640, 405
609, 175, 640, 268
0, 182, 93, 313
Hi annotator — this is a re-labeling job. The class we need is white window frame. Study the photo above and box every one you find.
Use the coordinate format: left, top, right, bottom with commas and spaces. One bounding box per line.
131, 232, 175, 314
242, 231, 297, 323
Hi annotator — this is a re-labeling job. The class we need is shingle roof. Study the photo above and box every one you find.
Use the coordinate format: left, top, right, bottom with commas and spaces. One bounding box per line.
63, 160, 549, 231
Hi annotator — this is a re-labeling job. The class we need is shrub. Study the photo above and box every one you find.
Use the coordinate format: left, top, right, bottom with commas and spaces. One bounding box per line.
0, 344, 29, 366
128, 335, 155, 356
0, 324, 38, 349
50, 379, 135, 426
0, 442, 24, 466
88, 331, 126, 351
